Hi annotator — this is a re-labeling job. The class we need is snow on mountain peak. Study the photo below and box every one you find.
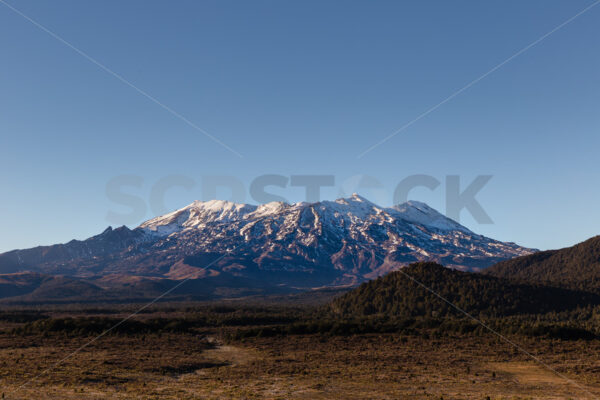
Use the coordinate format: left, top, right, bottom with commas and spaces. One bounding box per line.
390, 200, 471, 233
252, 201, 289, 218
349, 193, 367, 201
140, 199, 256, 235
139, 196, 475, 237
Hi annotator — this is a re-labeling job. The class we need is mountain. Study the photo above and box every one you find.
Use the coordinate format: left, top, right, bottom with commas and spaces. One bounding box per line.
485, 236, 600, 293
0, 195, 533, 299
330, 262, 600, 318
0, 226, 148, 275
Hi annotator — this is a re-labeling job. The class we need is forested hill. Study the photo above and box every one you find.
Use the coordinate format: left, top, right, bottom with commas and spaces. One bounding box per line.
330, 262, 600, 318
485, 236, 600, 293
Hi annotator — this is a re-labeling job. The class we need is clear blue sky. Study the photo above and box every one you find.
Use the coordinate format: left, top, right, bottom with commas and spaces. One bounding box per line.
1, 0, 599, 252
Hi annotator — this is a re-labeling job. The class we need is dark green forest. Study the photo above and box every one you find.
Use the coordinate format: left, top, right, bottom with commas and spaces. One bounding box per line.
486, 235, 600, 292
330, 262, 600, 318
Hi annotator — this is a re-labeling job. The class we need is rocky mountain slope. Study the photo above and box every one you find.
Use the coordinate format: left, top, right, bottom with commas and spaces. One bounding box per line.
0, 195, 533, 299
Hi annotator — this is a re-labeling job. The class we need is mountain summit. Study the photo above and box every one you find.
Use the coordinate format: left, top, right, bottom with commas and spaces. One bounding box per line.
141, 195, 471, 237
0, 196, 533, 294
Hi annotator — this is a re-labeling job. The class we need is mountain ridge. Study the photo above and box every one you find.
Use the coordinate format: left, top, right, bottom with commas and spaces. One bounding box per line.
0, 195, 534, 300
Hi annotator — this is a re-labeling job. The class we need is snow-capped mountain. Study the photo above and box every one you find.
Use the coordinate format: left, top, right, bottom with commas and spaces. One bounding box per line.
0, 195, 534, 295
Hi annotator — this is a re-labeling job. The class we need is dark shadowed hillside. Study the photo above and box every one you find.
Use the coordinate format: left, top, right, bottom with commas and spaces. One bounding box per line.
485, 236, 600, 293
330, 262, 600, 318
0, 271, 306, 304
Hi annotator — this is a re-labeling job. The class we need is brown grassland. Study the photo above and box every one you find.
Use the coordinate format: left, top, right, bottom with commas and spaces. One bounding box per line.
0, 303, 599, 400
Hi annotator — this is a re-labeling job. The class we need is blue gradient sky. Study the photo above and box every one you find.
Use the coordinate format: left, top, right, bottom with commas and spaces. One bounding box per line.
1, 0, 599, 252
